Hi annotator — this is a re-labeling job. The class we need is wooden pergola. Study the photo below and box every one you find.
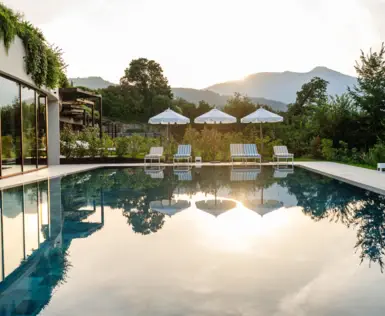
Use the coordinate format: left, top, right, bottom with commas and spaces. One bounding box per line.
59, 88, 103, 138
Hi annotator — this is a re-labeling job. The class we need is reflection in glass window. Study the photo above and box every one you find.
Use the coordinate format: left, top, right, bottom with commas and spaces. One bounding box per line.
2, 186, 24, 278
0, 76, 22, 176
38, 96, 48, 167
39, 180, 50, 243
21, 86, 37, 171
24, 183, 39, 257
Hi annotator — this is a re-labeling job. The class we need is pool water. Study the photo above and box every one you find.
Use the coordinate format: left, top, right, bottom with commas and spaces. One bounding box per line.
0, 166, 385, 315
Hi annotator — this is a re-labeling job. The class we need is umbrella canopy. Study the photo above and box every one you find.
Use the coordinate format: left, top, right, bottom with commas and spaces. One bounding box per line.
150, 199, 191, 216
149, 108, 190, 125
195, 108, 236, 124
241, 108, 283, 153
243, 199, 283, 217
241, 108, 283, 124
196, 199, 237, 217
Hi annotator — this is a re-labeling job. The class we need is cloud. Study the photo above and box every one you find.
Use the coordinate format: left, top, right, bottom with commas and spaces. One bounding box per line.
1, 0, 99, 24
360, 0, 385, 38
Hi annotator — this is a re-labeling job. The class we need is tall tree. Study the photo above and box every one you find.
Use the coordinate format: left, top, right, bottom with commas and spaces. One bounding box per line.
224, 93, 256, 119
350, 43, 385, 145
120, 58, 173, 118
288, 77, 329, 118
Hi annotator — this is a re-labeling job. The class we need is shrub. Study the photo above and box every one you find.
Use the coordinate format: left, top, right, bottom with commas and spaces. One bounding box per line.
321, 139, 336, 161
115, 137, 130, 158
100, 134, 114, 158
80, 127, 100, 158
127, 134, 146, 157
60, 126, 76, 158
366, 141, 385, 166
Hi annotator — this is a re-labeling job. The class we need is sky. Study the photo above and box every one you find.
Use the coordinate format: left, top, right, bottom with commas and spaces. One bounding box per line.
3, 0, 385, 88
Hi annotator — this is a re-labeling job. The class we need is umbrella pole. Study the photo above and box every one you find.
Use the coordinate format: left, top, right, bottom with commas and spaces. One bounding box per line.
167, 124, 170, 161
260, 123, 263, 154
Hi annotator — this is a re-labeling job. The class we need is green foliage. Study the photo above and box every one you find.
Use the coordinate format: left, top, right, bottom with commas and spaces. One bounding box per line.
115, 135, 160, 158
120, 58, 173, 119
80, 127, 100, 158
1, 136, 14, 159
224, 93, 256, 119
365, 142, 385, 166
350, 43, 385, 146
100, 134, 114, 158
0, 3, 20, 51
0, 3, 67, 88
321, 139, 336, 161
115, 137, 131, 158
60, 126, 77, 159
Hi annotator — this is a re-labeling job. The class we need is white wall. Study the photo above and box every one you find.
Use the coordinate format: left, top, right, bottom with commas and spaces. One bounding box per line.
0, 36, 61, 165
0, 36, 58, 100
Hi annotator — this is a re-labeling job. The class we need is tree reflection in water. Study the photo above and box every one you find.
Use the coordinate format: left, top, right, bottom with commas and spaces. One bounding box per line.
60, 166, 385, 271
281, 168, 385, 272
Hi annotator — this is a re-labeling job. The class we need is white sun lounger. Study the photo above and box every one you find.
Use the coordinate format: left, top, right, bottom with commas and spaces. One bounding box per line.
144, 147, 164, 164
273, 146, 294, 165
173, 145, 192, 163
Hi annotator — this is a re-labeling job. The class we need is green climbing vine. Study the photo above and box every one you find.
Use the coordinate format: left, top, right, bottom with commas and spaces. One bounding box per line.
0, 3, 68, 89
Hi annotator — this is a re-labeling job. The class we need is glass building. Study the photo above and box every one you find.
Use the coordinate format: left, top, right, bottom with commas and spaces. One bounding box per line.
0, 74, 48, 178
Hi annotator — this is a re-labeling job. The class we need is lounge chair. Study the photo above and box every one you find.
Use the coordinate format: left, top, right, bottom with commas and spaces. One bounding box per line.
173, 145, 192, 163
243, 144, 262, 163
230, 144, 261, 163
144, 147, 164, 164
273, 146, 294, 165
230, 144, 245, 163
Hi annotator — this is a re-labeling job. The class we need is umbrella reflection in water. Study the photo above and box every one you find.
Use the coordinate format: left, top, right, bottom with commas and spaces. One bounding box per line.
150, 199, 191, 217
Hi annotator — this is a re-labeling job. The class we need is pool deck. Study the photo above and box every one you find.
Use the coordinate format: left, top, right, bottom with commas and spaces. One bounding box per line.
298, 161, 385, 195
0, 162, 384, 194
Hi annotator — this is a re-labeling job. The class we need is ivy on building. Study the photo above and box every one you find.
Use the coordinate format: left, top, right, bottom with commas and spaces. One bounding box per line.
0, 3, 69, 89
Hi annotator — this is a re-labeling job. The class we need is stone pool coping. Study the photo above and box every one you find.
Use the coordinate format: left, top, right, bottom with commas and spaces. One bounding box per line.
0, 162, 384, 195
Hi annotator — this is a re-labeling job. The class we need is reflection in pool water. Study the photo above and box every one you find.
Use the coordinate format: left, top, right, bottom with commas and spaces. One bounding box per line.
0, 166, 385, 315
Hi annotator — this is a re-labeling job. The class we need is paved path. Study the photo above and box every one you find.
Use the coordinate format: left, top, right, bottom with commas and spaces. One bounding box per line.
298, 161, 385, 195
0, 162, 384, 195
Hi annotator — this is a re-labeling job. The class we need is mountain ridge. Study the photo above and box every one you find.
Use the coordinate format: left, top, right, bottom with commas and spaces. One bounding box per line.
206, 67, 357, 104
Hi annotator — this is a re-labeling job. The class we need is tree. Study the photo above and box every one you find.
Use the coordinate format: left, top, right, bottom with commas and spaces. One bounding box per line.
288, 77, 329, 117
120, 58, 173, 118
350, 43, 385, 146
224, 93, 256, 119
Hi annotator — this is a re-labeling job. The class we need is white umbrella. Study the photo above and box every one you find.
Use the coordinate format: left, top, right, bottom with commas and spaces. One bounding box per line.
149, 108, 190, 155
194, 108, 236, 124
149, 108, 190, 125
241, 108, 283, 152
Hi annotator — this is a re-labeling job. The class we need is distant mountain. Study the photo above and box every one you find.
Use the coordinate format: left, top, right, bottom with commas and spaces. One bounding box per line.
69, 77, 116, 90
206, 67, 357, 104
172, 88, 287, 111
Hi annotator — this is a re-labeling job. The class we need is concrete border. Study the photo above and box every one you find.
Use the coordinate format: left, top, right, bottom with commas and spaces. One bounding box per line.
297, 162, 385, 196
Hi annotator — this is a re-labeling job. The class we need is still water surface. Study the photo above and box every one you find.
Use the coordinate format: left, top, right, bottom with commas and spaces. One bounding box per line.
0, 166, 385, 315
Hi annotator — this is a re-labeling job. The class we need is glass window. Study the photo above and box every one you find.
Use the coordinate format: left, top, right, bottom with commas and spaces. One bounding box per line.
38, 96, 48, 167
0, 76, 22, 176
2, 186, 24, 278
21, 86, 37, 171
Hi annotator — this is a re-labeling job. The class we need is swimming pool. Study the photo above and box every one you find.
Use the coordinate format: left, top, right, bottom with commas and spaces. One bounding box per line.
1, 166, 384, 315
